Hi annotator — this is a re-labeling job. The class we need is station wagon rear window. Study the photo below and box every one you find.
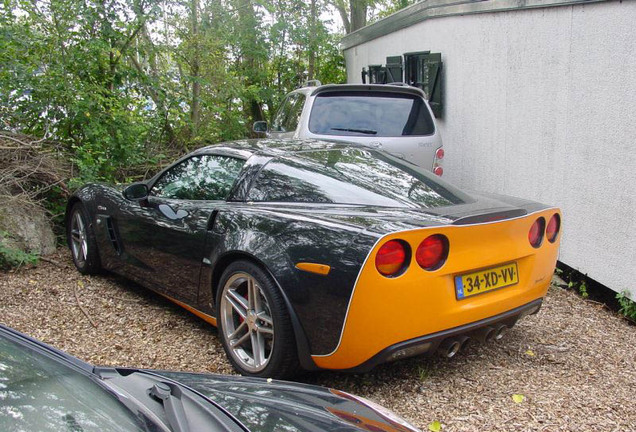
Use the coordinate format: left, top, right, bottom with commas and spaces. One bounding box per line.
308, 91, 435, 137
248, 149, 464, 208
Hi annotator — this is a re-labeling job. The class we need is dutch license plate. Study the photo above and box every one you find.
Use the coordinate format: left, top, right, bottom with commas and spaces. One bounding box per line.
455, 262, 519, 300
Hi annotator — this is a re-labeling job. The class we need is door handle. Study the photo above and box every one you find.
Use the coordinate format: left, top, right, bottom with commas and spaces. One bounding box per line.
158, 204, 188, 220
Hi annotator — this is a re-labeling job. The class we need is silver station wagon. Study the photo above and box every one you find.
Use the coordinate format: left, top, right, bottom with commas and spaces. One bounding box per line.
254, 83, 445, 176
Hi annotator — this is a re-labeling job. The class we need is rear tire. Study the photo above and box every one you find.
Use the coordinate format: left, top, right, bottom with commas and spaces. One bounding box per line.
67, 202, 101, 275
216, 260, 299, 379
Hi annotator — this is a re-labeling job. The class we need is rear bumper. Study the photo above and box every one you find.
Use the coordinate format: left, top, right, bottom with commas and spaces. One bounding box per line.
311, 208, 560, 370
346, 298, 543, 373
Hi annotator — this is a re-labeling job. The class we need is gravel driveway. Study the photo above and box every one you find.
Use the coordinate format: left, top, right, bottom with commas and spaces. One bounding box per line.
1, 250, 634, 431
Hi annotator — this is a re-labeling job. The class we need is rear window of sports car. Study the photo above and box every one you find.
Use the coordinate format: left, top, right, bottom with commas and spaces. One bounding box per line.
247, 149, 466, 208
308, 91, 435, 137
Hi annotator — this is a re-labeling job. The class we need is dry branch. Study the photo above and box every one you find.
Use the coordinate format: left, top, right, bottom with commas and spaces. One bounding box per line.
74, 282, 98, 328
0, 132, 70, 208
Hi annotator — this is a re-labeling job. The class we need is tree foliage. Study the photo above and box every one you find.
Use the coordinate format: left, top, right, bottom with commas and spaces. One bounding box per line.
0, 0, 411, 185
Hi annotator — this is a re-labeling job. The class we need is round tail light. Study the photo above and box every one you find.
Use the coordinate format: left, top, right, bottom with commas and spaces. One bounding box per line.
375, 240, 409, 277
416, 234, 449, 271
546, 213, 561, 243
433, 166, 444, 176
528, 217, 546, 248
435, 148, 445, 160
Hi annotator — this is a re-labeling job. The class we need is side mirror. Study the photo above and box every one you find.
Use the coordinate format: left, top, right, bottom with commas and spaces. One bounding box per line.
253, 121, 268, 133
123, 183, 149, 201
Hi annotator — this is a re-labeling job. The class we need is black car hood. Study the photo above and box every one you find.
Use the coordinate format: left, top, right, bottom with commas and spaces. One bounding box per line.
154, 371, 418, 432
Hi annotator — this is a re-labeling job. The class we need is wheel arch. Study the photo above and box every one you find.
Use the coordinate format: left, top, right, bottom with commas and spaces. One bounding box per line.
210, 250, 318, 371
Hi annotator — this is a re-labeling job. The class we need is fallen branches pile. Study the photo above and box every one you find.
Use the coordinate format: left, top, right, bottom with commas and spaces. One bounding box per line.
0, 132, 70, 210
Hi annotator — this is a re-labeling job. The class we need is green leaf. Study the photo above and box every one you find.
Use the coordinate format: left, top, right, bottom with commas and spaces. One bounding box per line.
512, 394, 525, 404
428, 421, 442, 431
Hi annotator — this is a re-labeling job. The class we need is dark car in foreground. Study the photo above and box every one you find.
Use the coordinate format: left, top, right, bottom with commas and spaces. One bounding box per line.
65, 139, 561, 378
0, 325, 419, 432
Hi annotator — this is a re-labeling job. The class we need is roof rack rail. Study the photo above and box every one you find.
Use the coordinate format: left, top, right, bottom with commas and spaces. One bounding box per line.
302, 80, 322, 88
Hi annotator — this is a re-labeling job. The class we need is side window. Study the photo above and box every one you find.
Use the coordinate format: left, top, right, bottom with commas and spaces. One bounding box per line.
248, 150, 462, 208
248, 160, 334, 204
150, 155, 245, 200
283, 93, 305, 131
271, 93, 305, 132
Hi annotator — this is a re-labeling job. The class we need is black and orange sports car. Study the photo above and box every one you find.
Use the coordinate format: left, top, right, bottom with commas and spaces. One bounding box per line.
66, 139, 561, 378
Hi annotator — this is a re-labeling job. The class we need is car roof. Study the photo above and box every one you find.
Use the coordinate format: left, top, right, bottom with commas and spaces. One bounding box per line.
286, 83, 426, 98
311, 83, 426, 98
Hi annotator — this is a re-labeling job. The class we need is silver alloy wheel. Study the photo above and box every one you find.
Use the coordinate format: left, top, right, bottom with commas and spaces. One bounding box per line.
70, 211, 88, 266
220, 272, 275, 373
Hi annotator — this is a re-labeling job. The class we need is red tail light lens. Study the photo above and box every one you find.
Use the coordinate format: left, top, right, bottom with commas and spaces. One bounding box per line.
433, 166, 444, 176
528, 217, 546, 248
375, 240, 408, 277
416, 234, 449, 270
435, 148, 445, 160
546, 213, 561, 243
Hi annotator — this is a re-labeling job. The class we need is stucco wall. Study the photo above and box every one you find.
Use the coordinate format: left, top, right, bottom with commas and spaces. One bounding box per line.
344, 1, 636, 299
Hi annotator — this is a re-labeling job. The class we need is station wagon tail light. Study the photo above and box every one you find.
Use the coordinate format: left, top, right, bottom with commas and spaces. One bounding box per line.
433, 146, 444, 176
416, 234, 449, 271
375, 240, 409, 277
546, 213, 561, 243
528, 217, 546, 248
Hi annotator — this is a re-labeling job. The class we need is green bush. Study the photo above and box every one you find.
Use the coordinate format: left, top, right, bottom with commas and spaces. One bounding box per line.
616, 292, 636, 321
0, 231, 39, 270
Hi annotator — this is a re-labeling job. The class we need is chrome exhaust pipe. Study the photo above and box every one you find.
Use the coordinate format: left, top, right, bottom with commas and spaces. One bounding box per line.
438, 339, 462, 358
494, 325, 507, 341
459, 335, 470, 351
473, 326, 496, 343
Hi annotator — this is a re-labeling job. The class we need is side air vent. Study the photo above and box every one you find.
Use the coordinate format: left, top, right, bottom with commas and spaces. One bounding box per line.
105, 217, 122, 255
207, 210, 219, 231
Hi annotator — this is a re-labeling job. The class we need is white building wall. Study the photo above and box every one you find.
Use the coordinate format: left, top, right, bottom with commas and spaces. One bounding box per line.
344, 1, 636, 299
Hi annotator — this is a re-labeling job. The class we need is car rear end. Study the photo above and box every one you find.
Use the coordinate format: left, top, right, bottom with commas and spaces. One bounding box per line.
312, 209, 562, 371
298, 84, 444, 175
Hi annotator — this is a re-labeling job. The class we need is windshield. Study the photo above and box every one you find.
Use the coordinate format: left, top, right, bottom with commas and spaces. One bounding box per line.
308, 91, 435, 137
248, 148, 467, 208
0, 334, 149, 432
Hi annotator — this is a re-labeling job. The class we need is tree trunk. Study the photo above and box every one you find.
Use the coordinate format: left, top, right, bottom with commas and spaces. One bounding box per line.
237, 0, 264, 122
350, 0, 367, 33
190, 0, 201, 135
308, 0, 317, 80
128, 55, 177, 146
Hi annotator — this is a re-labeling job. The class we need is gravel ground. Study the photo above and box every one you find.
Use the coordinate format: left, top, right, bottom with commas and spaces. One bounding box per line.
1, 249, 635, 432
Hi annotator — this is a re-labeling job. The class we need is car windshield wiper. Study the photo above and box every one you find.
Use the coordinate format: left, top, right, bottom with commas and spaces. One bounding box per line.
149, 382, 190, 432
330, 127, 377, 135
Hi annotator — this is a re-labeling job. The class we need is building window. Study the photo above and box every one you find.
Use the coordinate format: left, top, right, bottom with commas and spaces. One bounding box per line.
361, 52, 443, 118
404, 51, 443, 118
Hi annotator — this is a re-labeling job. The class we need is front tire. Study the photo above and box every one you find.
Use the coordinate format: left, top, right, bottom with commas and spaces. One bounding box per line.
216, 260, 299, 378
67, 202, 101, 275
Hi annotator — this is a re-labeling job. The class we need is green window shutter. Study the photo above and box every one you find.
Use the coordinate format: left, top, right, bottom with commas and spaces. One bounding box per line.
386, 56, 403, 83
424, 53, 443, 118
